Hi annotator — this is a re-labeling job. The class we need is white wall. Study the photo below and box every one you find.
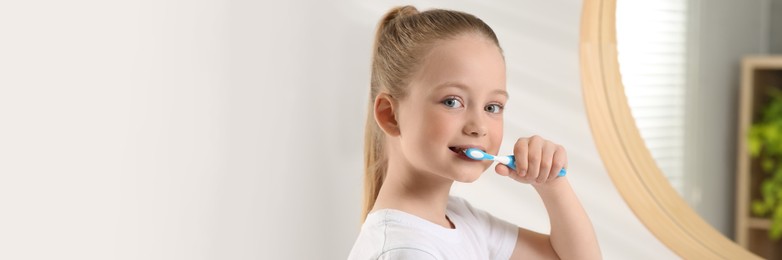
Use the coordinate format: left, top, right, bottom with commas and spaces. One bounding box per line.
0, 0, 677, 259
772, 0, 782, 53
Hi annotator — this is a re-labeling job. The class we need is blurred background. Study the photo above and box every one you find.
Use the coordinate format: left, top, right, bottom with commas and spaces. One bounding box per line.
12, 0, 773, 259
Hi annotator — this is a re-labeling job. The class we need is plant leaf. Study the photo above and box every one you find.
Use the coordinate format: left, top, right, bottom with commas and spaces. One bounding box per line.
772, 206, 782, 240
763, 158, 775, 172
753, 200, 768, 216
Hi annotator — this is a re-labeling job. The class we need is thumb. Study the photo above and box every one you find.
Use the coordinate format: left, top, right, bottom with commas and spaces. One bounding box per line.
495, 163, 512, 176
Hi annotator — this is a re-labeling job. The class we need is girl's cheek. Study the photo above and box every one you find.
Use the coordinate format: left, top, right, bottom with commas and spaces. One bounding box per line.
424, 111, 453, 136
490, 120, 503, 151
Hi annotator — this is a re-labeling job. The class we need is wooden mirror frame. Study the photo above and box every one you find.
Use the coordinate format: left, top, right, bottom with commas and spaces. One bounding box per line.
579, 0, 761, 258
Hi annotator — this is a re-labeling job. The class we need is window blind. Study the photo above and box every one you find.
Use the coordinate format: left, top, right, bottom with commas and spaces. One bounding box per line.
616, 0, 689, 194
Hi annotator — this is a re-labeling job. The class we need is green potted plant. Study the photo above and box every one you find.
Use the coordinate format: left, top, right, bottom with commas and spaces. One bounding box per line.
748, 87, 782, 240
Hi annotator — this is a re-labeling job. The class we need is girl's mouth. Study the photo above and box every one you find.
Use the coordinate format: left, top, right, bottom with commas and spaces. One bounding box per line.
449, 147, 466, 154
449, 146, 476, 161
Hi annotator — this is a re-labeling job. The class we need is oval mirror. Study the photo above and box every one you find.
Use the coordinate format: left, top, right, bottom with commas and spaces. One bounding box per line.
580, 0, 770, 258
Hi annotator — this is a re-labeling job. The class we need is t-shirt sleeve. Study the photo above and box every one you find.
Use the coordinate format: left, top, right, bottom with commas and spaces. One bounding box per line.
456, 197, 519, 260
377, 248, 437, 260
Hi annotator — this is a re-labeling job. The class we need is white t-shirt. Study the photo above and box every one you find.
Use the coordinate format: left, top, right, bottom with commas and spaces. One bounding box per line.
348, 196, 518, 260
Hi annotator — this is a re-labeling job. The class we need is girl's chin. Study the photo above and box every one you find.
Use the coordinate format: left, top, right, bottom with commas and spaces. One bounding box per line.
453, 175, 481, 183
451, 168, 486, 183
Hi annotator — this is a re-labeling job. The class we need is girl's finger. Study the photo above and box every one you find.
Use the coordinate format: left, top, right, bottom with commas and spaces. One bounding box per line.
538, 142, 556, 183
525, 136, 543, 181
498, 164, 535, 184
514, 138, 529, 176
504, 165, 529, 183
495, 163, 510, 176
548, 145, 567, 182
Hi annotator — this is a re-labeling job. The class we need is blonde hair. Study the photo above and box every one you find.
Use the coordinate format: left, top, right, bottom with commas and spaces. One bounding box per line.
363, 5, 502, 220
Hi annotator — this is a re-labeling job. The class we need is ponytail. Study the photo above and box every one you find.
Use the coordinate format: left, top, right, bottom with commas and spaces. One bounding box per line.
362, 100, 386, 221
362, 5, 419, 221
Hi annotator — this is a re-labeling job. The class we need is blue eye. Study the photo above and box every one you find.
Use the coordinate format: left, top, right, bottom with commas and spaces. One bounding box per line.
442, 97, 463, 108
485, 104, 503, 114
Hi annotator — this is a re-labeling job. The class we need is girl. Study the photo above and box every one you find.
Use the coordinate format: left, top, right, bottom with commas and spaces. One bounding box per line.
349, 6, 601, 260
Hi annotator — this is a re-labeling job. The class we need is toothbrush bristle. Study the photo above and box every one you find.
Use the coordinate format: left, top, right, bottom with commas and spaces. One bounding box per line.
462, 148, 483, 160
468, 149, 484, 159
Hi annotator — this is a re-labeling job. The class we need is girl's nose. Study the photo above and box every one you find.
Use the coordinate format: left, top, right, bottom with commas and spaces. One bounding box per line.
463, 122, 488, 137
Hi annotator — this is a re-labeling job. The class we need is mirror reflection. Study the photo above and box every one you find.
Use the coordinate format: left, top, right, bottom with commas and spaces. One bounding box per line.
615, 0, 782, 251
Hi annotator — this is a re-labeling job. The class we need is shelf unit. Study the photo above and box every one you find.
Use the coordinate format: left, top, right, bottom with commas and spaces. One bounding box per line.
736, 56, 782, 259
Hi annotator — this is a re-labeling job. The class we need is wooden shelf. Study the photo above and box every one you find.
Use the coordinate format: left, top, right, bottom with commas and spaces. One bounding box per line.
736, 56, 782, 260
747, 217, 772, 230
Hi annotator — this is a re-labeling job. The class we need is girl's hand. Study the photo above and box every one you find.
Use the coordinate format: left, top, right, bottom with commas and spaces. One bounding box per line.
495, 135, 567, 186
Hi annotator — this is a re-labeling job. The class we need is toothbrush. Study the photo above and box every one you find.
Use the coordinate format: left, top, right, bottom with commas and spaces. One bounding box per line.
463, 148, 567, 177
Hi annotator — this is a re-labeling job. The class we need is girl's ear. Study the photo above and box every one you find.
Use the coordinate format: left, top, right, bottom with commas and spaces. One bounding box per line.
374, 93, 401, 137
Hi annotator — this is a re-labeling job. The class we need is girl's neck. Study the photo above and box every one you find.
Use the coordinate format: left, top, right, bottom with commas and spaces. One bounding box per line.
372, 155, 455, 229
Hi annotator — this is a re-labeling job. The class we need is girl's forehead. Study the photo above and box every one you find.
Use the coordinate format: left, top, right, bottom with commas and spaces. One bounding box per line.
411, 34, 506, 95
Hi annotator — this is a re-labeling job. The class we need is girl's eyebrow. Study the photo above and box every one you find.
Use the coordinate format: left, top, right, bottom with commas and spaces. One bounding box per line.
433, 82, 509, 99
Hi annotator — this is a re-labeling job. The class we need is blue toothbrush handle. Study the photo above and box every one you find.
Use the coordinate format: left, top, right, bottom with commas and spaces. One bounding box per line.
505, 155, 567, 177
